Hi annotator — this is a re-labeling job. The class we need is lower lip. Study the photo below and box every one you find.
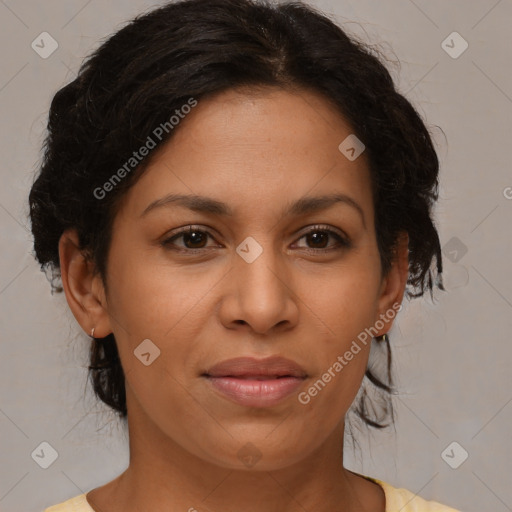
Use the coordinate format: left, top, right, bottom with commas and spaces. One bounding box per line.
204, 376, 305, 407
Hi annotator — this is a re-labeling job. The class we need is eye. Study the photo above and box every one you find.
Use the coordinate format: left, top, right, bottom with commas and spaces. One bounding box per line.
161, 224, 351, 253
161, 226, 216, 251
292, 225, 351, 253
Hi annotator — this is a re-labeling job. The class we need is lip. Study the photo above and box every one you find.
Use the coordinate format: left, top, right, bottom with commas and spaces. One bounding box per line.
202, 356, 307, 407
204, 356, 307, 378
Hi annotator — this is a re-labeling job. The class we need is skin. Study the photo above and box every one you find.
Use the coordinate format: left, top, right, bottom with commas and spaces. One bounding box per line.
59, 85, 409, 512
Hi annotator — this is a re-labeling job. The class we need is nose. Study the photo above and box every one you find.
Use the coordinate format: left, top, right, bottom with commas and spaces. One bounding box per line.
219, 239, 300, 335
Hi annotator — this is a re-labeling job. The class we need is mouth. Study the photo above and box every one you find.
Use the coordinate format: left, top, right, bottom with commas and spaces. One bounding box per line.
206, 374, 297, 380
202, 374, 306, 407
203, 355, 307, 379
202, 356, 307, 407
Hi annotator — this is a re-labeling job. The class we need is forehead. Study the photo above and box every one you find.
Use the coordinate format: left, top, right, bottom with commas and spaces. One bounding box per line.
172, 85, 360, 159
116, 86, 374, 224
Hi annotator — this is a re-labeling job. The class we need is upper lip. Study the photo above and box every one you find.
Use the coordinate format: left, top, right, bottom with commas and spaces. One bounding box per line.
203, 356, 307, 378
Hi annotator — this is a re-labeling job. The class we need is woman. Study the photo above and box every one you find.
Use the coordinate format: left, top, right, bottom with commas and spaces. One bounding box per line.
29, 0, 460, 510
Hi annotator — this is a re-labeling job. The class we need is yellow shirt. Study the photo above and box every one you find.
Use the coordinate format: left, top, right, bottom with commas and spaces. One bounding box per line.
43, 477, 461, 511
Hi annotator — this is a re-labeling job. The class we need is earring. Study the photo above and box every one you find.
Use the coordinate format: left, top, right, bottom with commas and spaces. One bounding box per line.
90, 327, 95, 338
377, 333, 389, 343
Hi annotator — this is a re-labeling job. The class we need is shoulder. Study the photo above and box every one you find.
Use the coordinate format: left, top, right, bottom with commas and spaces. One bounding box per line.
43, 481, 462, 512
372, 478, 462, 512
44, 493, 94, 512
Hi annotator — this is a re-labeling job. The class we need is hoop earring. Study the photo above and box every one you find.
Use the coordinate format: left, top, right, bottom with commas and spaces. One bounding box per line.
90, 327, 95, 338
376, 333, 388, 343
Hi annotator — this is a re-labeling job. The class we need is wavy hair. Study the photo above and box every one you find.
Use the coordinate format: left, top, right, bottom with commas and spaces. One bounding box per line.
28, 0, 444, 428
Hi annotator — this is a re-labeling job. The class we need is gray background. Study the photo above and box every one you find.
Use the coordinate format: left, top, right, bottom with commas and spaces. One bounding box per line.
1, 1, 511, 511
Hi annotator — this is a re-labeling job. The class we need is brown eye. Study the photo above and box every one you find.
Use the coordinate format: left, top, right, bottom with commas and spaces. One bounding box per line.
294, 226, 351, 253
162, 227, 214, 250
161, 224, 351, 254
305, 231, 330, 249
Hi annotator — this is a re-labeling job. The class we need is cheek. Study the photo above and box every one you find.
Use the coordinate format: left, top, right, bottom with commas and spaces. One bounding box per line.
104, 246, 227, 378
299, 256, 381, 403
310, 255, 381, 336
106, 245, 219, 336
104, 253, 217, 420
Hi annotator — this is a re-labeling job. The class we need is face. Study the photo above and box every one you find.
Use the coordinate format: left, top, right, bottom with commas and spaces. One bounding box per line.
63, 86, 407, 471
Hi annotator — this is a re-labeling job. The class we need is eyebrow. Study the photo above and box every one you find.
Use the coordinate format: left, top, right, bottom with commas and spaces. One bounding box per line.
140, 192, 366, 228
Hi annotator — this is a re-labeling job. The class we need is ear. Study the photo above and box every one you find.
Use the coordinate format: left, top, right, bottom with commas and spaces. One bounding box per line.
373, 231, 409, 336
58, 228, 112, 338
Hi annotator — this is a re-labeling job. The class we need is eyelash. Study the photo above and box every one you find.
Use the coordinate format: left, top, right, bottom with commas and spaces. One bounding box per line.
160, 224, 351, 254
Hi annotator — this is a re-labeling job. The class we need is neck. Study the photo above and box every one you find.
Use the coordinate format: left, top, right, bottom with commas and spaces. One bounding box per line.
86, 396, 385, 512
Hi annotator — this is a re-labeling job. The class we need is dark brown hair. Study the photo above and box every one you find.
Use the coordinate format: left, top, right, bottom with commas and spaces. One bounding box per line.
28, 0, 444, 428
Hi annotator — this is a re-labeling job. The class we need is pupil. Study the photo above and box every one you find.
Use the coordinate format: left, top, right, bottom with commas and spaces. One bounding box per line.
185, 231, 205, 248
309, 232, 327, 248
